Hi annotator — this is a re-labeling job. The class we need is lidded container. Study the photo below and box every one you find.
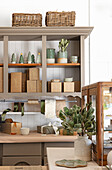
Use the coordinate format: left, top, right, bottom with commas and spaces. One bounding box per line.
70, 56, 78, 63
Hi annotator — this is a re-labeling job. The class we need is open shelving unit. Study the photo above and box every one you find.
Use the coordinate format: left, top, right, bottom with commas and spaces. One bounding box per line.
0, 26, 93, 100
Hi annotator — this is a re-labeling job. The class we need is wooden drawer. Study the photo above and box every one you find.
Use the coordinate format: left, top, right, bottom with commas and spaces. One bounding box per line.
44, 142, 74, 156
2, 156, 41, 166
3, 143, 41, 156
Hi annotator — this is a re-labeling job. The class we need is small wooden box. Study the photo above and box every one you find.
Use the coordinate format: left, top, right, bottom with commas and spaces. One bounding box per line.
37, 80, 42, 92
11, 72, 22, 93
29, 68, 39, 81
51, 82, 62, 93
27, 80, 36, 93
64, 82, 74, 92
75, 81, 80, 92
1, 122, 22, 135
0, 67, 3, 93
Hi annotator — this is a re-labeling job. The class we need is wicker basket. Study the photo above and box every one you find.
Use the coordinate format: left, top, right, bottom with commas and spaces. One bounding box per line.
45, 11, 76, 26
12, 13, 42, 27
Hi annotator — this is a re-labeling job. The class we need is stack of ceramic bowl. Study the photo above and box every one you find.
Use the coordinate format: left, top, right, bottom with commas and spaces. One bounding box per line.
64, 77, 73, 82
70, 56, 78, 63
47, 48, 55, 63
57, 51, 67, 63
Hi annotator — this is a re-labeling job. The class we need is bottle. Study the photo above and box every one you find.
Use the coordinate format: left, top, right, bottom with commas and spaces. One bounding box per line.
19, 53, 24, 64
27, 51, 32, 64
36, 52, 41, 64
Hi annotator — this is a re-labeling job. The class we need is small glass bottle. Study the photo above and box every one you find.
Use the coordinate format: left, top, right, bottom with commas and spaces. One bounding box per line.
36, 52, 41, 64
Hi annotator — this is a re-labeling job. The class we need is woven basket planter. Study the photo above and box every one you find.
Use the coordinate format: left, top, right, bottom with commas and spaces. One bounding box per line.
12, 13, 42, 27
45, 11, 76, 26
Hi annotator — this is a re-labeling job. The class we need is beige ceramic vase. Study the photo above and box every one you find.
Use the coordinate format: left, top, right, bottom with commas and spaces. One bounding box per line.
74, 135, 92, 161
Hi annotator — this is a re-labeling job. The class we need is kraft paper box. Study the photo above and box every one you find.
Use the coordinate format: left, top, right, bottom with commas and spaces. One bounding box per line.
37, 80, 42, 92
27, 80, 36, 93
51, 82, 62, 93
0, 67, 3, 93
1, 122, 22, 135
22, 73, 27, 92
75, 81, 80, 92
63, 82, 74, 92
56, 100, 66, 117
29, 68, 39, 80
11, 72, 22, 93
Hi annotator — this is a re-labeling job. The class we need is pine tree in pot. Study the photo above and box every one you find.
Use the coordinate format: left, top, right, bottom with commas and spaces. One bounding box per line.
59, 102, 96, 161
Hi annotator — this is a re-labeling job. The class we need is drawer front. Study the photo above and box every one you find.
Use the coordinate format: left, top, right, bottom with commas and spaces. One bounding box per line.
3, 143, 41, 156
2, 156, 41, 166
44, 142, 74, 156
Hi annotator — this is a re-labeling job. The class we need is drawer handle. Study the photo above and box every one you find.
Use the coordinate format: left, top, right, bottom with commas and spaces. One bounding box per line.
15, 161, 30, 167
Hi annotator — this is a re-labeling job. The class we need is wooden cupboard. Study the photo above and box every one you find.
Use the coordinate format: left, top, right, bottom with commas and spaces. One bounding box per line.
82, 82, 112, 166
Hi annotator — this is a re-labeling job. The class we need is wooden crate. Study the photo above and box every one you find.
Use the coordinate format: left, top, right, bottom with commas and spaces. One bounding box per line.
12, 13, 42, 27
46, 11, 76, 26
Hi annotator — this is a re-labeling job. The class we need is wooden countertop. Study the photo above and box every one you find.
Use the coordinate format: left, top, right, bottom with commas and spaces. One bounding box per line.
0, 132, 77, 143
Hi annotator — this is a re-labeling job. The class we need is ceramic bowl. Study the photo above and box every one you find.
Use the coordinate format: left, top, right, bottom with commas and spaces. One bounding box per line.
47, 58, 55, 63
64, 77, 73, 82
21, 128, 30, 135
57, 58, 67, 63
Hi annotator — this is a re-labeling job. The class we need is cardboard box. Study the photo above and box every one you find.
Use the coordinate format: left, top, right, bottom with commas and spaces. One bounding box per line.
51, 82, 62, 93
27, 80, 36, 93
29, 68, 39, 80
22, 73, 27, 92
47, 81, 51, 92
75, 81, 80, 92
1, 122, 22, 135
56, 100, 66, 117
0, 67, 3, 93
11, 72, 22, 93
63, 82, 74, 92
37, 80, 42, 92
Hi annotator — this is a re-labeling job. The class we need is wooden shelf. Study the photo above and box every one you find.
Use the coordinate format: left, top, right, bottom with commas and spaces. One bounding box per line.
8, 63, 42, 67
0, 92, 81, 100
47, 63, 80, 67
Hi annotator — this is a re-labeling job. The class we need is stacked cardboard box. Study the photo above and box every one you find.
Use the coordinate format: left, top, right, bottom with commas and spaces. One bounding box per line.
0, 67, 3, 93
27, 68, 42, 93
11, 72, 22, 93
